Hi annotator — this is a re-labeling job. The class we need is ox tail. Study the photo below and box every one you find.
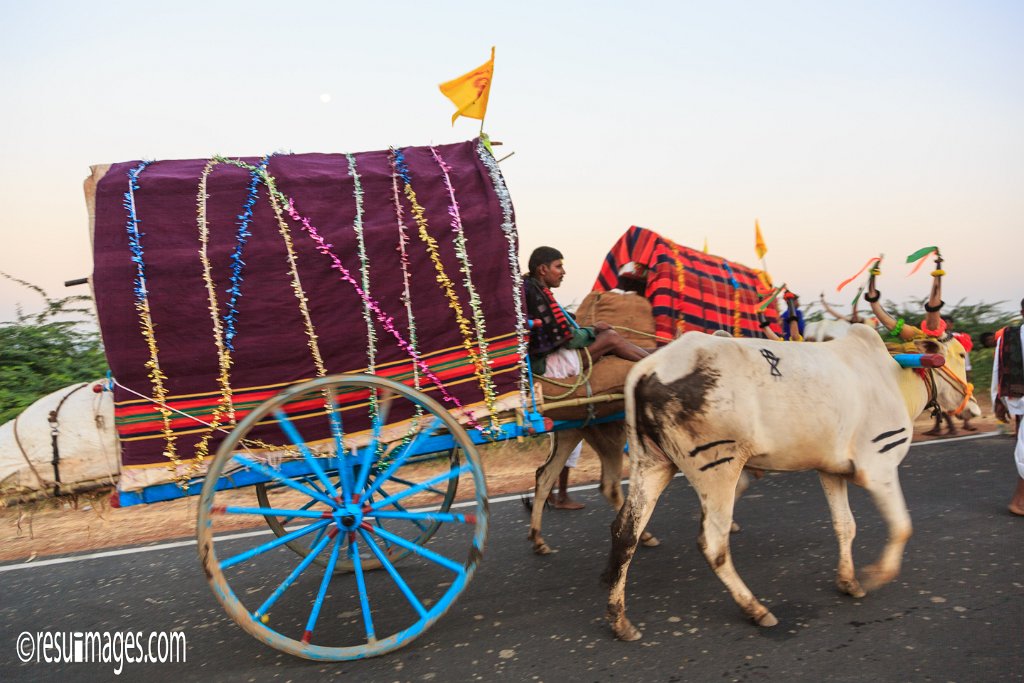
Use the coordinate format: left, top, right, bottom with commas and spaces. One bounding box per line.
623, 369, 645, 468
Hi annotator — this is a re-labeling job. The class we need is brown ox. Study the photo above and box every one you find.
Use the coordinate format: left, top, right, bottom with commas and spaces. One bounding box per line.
603, 265, 978, 641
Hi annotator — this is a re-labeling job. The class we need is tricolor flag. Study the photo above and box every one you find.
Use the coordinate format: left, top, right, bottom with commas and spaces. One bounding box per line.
439, 47, 495, 125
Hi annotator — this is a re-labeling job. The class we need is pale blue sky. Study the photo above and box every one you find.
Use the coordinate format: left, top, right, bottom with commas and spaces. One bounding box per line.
2, 0, 1021, 321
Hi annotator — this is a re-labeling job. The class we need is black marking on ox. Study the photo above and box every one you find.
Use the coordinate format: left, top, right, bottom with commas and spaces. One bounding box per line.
603, 506, 641, 586
872, 428, 907, 443
760, 348, 782, 377
689, 439, 736, 458
634, 364, 720, 451
878, 437, 909, 454
699, 456, 735, 471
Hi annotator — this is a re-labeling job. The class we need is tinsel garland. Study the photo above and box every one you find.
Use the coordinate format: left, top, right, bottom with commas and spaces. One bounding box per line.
191, 155, 272, 469
266, 181, 328, 379
224, 157, 475, 423
388, 149, 422, 393
279, 194, 475, 424
722, 261, 742, 337
224, 155, 269, 351
346, 153, 381, 426
393, 149, 496, 430
733, 289, 742, 337
122, 160, 181, 480
430, 146, 499, 432
668, 243, 687, 334
194, 158, 236, 472
475, 141, 529, 409
216, 158, 327, 379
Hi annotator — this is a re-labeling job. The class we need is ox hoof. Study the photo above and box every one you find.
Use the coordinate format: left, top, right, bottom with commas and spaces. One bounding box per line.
533, 543, 554, 555
838, 578, 866, 599
730, 521, 741, 533
639, 532, 660, 547
859, 564, 894, 592
612, 620, 643, 642
756, 612, 778, 628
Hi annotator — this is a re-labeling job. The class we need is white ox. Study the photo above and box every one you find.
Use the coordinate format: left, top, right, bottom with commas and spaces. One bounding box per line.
803, 318, 853, 342
603, 323, 978, 641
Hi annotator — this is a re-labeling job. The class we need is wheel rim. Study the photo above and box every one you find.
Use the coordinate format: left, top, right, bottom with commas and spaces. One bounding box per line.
197, 374, 488, 660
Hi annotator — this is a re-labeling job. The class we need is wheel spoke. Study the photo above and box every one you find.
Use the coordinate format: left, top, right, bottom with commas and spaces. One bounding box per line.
357, 528, 427, 619
363, 522, 466, 575
358, 416, 444, 505
272, 408, 339, 498
369, 464, 473, 512
324, 384, 353, 504
302, 534, 343, 644
233, 454, 337, 508
352, 403, 389, 497
218, 505, 331, 520
253, 527, 338, 620
371, 510, 476, 524
348, 533, 376, 643
385, 475, 449, 498
375, 485, 429, 533
220, 519, 332, 570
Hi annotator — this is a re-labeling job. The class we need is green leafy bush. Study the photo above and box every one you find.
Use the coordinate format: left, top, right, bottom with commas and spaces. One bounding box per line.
0, 274, 108, 424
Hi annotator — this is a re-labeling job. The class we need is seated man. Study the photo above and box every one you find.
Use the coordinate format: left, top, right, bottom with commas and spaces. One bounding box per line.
523, 246, 649, 376
524, 246, 651, 512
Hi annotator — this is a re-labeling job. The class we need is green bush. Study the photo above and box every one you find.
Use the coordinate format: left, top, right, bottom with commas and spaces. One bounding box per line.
0, 274, 108, 424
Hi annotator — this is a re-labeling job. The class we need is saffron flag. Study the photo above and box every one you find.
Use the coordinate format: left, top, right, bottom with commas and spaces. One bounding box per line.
703, 237, 709, 254
439, 47, 495, 125
754, 219, 767, 259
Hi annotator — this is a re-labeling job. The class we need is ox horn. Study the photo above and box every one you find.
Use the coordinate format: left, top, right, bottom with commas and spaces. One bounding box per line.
849, 287, 863, 324
819, 292, 851, 323
866, 255, 920, 341
922, 249, 944, 336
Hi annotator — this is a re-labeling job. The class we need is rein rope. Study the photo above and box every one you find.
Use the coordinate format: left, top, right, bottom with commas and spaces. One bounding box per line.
916, 364, 975, 418
918, 369, 942, 421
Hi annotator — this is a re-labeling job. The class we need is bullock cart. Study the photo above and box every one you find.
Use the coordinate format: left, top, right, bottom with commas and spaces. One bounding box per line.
84, 138, 619, 661
83, 139, 778, 660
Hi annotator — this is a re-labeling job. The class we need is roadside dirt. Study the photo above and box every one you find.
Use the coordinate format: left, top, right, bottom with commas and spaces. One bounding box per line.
0, 414, 1006, 563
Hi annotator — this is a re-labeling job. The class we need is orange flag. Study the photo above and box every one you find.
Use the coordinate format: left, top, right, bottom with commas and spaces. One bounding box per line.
754, 219, 767, 259
439, 47, 495, 125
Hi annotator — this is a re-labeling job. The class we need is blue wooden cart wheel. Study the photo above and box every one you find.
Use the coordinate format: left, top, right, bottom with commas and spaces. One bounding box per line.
197, 374, 488, 660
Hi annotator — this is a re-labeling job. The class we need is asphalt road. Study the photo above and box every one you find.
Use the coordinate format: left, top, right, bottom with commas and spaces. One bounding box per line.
1, 433, 1022, 682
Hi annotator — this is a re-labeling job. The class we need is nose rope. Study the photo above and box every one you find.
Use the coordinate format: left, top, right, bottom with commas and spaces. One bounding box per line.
934, 365, 975, 416
937, 368, 970, 417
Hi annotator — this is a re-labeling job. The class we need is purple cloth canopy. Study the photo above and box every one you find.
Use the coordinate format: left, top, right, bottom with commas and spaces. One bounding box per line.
92, 139, 523, 470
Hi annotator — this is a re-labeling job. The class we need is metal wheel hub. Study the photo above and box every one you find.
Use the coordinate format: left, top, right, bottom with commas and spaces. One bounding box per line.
335, 504, 364, 530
